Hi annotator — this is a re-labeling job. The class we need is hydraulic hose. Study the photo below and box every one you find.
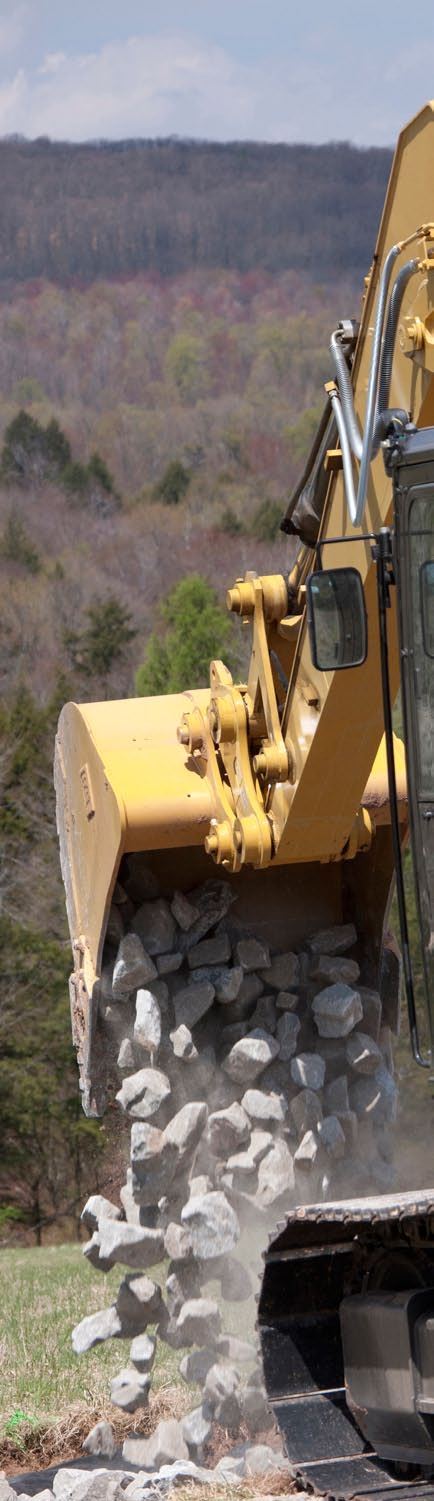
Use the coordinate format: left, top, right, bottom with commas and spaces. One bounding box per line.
332, 242, 404, 527
330, 328, 363, 461
372, 257, 419, 451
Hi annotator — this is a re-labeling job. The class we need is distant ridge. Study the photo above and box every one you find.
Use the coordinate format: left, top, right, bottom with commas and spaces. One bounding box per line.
0, 136, 392, 285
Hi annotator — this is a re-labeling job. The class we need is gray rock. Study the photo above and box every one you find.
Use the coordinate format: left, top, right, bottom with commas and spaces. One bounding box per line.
123, 1419, 189, 1469
276, 1010, 301, 1059
225, 1146, 257, 1184
82, 1420, 117, 1459
110, 1366, 151, 1411
134, 989, 162, 1054
260, 952, 300, 990
290, 1087, 323, 1133
215, 1454, 247, 1479
116, 1067, 171, 1120
294, 1129, 319, 1169
236, 937, 271, 971
215, 1333, 257, 1363
336, 1109, 358, 1150
163, 1101, 208, 1161
52, 1473, 125, 1500
171, 889, 200, 931
169, 1024, 198, 1061
312, 982, 363, 1038
235, 972, 265, 1009
116, 1273, 162, 1333
257, 1138, 294, 1206
178, 879, 236, 952
181, 1404, 213, 1460
318, 1114, 346, 1159
176, 1297, 221, 1344
181, 1190, 240, 1258
130, 1123, 178, 1203
310, 953, 360, 986
174, 981, 215, 1030
307, 922, 357, 955
290, 1052, 325, 1091
244, 1443, 289, 1474
250, 995, 277, 1032
164, 1221, 193, 1261
241, 1388, 274, 1433
188, 932, 231, 968
80, 1194, 121, 1231
157, 951, 183, 974
179, 1348, 217, 1383
123, 1461, 217, 1494
241, 1087, 287, 1125
117, 1036, 136, 1073
275, 989, 299, 1011
82, 1231, 114, 1273
359, 985, 382, 1041
204, 1363, 241, 1426
324, 1074, 349, 1113
188, 1174, 213, 1198
208, 1101, 250, 1155
219, 1255, 253, 1301
220, 1021, 249, 1047
130, 1332, 156, 1372
349, 1065, 398, 1123
131, 897, 177, 955
0, 1483, 21, 1500
112, 934, 157, 999
72, 1304, 122, 1354
97, 1220, 164, 1269
222, 1029, 279, 1083
346, 1029, 383, 1074
190, 964, 243, 1002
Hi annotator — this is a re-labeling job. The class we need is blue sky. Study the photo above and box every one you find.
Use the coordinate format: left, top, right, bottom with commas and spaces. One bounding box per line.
0, 0, 433, 145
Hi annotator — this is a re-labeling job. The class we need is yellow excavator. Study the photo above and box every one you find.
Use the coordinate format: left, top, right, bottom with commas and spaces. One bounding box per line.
56, 103, 434, 1493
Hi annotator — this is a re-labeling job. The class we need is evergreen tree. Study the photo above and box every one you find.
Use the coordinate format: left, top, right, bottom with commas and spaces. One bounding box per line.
135, 574, 237, 696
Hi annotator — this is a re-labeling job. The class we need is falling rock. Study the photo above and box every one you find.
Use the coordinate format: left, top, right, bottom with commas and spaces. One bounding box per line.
226, 1148, 256, 1184
257, 1137, 295, 1206
208, 1101, 251, 1155
290, 1052, 326, 1091
275, 989, 299, 1011
346, 1029, 383, 1074
276, 1010, 301, 1059
219, 1255, 253, 1301
164, 1221, 193, 1261
312, 983, 363, 1038
82, 1420, 117, 1459
294, 1129, 319, 1169
176, 1297, 221, 1345
260, 952, 300, 990
236, 937, 271, 971
215, 1333, 257, 1363
181, 1404, 213, 1460
318, 1114, 346, 1160
174, 981, 215, 1030
112, 934, 157, 1000
116, 1067, 171, 1121
134, 989, 162, 1054
182, 1190, 240, 1258
166, 1265, 201, 1316
242, 1087, 287, 1124
170, 1024, 198, 1061
72, 1304, 122, 1354
171, 889, 200, 931
117, 1036, 136, 1073
310, 954, 360, 986
130, 897, 177, 955
116, 1273, 162, 1333
241, 1387, 274, 1433
307, 922, 357, 955
336, 1108, 359, 1151
222, 1029, 279, 1083
179, 1348, 217, 1383
188, 932, 231, 968
157, 950, 183, 974
123, 1418, 189, 1469
290, 1087, 323, 1133
204, 1363, 241, 1427
110, 1366, 151, 1412
130, 1123, 178, 1203
130, 1332, 156, 1372
349, 1065, 398, 1124
188, 1173, 213, 1198
97, 1220, 164, 1269
82, 1230, 114, 1273
81, 1194, 121, 1231
324, 1074, 349, 1113
163, 1101, 208, 1161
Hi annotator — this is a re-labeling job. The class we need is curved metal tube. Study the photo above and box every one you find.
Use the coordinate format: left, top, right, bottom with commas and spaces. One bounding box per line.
330, 329, 363, 461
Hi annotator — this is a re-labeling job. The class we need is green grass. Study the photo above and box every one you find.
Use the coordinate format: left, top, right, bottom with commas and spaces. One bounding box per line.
0, 1242, 182, 1426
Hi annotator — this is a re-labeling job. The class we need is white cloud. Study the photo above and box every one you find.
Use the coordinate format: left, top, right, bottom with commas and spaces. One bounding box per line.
0, 27, 431, 144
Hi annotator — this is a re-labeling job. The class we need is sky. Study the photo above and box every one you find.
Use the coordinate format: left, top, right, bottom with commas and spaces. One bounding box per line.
0, 0, 434, 147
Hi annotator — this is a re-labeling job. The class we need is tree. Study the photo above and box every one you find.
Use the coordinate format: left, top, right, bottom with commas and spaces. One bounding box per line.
135, 574, 238, 696
64, 596, 137, 678
0, 513, 41, 572
154, 459, 190, 506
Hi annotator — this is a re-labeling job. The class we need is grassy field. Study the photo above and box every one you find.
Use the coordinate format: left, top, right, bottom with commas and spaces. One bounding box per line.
0, 1242, 184, 1428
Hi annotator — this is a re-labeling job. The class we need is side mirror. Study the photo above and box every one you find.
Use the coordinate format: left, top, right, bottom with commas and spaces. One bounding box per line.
307, 567, 367, 671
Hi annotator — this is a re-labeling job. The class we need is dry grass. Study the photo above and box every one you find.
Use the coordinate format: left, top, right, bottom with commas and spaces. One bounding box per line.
0, 1383, 191, 1473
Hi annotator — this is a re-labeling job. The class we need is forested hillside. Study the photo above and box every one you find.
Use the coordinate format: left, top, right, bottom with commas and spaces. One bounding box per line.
0, 135, 392, 284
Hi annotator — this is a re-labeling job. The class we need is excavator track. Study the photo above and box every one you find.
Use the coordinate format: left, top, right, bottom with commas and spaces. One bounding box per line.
259, 1191, 434, 1499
